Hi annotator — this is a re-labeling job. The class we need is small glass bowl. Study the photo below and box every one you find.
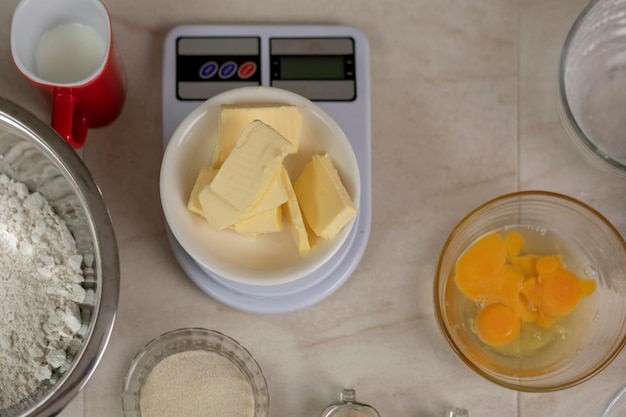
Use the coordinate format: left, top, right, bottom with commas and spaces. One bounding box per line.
122, 328, 269, 417
434, 191, 626, 392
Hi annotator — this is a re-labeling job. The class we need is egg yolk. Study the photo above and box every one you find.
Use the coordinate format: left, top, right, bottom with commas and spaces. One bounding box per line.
454, 233, 507, 301
475, 303, 520, 346
455, 231, 595, 347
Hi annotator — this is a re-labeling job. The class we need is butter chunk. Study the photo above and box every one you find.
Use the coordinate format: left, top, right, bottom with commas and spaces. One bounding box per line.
214, 104, 302, 167
193, 171, 287, 231
293, 153, 356, 240
187, 166, 217, 217
210, 120, 292, 213
279, 165, 310, 253
198, 186, 247, 231
197, 172, 287, 231
249, 172, 287, 213
230, 205, 283, 235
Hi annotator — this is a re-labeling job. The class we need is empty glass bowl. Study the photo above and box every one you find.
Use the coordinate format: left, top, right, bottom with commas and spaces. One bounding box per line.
557, 0, 626, 176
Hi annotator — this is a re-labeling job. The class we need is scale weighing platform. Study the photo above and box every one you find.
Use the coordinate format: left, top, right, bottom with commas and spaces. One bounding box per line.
162, 24, 371, 314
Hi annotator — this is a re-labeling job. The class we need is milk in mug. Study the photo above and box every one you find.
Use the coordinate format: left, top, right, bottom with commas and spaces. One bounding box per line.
35, 23, 106, 84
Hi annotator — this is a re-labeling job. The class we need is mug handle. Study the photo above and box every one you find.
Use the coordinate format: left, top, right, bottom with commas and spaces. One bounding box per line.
51, 88, 89, 149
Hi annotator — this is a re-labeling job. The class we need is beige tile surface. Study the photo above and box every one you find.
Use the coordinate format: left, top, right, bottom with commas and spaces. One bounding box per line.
0, 0, 625, 416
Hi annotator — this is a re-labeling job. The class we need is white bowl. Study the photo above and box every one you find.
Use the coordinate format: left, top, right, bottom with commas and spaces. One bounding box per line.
160, 86, 360, 286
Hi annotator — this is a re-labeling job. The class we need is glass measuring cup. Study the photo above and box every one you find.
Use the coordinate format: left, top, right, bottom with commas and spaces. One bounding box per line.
320, 389, 380, 417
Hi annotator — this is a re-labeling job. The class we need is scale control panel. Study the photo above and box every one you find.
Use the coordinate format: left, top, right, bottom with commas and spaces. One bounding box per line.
175, 35, 357, 102
162, 25, 370, 146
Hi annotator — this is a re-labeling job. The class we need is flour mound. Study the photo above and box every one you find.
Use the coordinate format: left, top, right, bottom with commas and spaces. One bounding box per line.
0, 173, 86, 410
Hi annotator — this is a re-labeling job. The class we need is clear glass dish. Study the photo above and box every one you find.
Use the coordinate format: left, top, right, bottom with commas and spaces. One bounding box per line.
122, 328, 269, 417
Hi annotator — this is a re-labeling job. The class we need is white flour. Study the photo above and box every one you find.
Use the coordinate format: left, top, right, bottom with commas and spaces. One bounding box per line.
0, 173, 86, 410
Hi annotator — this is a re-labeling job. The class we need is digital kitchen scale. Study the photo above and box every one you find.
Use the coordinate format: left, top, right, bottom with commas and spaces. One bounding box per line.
162, 24, 371, 313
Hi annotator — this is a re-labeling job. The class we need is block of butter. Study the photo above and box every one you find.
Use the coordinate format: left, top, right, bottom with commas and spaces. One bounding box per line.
198, 184, 247, 230
213, 104, 302, 167
187, 166, 216, 217
210, 120, 292, 213
247, 173, 286, 214
278, 165, 310, 253
293, 153, 357, 240
230, 205, 283, 236
196, 170, 287, 231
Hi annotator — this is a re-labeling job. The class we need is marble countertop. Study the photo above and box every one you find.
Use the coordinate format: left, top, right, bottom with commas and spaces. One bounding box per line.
2, 0, 626, 416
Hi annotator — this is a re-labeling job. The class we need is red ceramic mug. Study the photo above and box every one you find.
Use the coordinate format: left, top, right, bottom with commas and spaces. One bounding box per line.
10, 0, 126, 149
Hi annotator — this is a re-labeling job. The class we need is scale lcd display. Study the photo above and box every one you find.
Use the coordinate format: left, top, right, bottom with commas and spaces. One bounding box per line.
279, 56, 345, 80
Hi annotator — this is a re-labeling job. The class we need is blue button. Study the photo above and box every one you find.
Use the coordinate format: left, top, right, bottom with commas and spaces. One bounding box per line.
199, 61, 218, 79
219, 61, 238, 79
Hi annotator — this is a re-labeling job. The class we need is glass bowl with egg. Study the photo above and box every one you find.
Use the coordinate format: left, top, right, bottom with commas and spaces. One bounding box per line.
160, 86, 360, 286
122, 328, 269, 417
434, 191, 626, 392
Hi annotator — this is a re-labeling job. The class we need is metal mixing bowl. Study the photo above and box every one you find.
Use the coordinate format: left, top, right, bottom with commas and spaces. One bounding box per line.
0, 95, 119, 417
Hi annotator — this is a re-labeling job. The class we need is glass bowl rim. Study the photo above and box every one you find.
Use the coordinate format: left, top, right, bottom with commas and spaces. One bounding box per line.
601, 383, 626, 417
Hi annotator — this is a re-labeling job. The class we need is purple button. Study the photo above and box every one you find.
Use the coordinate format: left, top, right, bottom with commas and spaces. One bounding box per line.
199, 61, 218, 79
219, 61, 238, 79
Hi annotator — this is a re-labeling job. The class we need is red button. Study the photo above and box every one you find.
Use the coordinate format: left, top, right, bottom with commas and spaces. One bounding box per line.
238, 61, 257, 79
